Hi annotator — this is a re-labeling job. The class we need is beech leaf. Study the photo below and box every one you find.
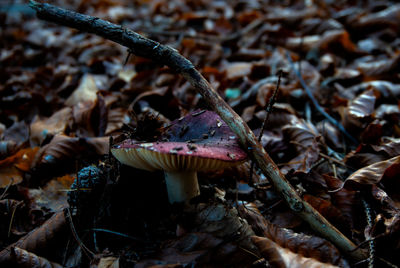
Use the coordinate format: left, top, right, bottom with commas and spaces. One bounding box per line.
252, 236, 339, 268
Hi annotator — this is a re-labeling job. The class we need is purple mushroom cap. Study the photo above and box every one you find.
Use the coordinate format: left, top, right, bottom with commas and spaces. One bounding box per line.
112, 110, 247, 171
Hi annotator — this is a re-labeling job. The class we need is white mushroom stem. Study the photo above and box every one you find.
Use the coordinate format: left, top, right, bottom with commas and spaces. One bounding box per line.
164, 171, 200, 203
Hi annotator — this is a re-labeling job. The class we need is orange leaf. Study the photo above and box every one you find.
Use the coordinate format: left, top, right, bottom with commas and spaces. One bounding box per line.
0, 147, 39, 188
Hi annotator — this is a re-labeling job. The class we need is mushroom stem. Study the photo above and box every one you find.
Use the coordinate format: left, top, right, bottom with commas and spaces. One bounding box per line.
164, 171, 200, 203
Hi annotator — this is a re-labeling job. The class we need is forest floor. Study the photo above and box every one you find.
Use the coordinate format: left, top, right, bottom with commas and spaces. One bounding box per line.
1, 0, 400, 267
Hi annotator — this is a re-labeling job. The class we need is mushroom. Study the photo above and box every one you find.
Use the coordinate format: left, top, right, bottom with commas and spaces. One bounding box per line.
111, 110, 247, 203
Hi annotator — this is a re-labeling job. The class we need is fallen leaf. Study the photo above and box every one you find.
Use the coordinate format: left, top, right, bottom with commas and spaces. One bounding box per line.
0, 147, 39, 188
28, 174, 75, 212
30, 107, 73, 146
342, 89, 376, 131
238, 205, 347, 266
65, 74, 98, 106
96, 256, 120, 268
342, 155, 400, 190
4, 247, 63, 268
252, 236, 340, 268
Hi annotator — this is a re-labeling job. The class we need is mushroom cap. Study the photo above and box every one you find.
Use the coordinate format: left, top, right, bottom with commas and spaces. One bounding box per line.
111, 140, 247, 172
112, 110, 247, 172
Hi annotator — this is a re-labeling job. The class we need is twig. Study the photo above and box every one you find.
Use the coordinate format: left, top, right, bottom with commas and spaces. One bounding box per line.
0, 179, 13, 200
249, 70, 281, 185
64, 208, 95, 260
8, 200, 23, 238
285, 51, 358, 145
29, 1, 366, 260
90, 228, 149, 243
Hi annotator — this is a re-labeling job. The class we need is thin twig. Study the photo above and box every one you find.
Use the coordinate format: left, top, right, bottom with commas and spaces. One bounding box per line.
8, 200, 22, 238
64, 208, 95, 260
249, 71, 281, 186
90, 228, 149, 243
29, 1, 366, 260
0, 179, 13, 200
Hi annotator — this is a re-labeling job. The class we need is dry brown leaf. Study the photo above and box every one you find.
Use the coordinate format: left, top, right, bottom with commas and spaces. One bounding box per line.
8, 247, 63, 268
65, 74, 99, 106
95, 256, 120, 268
342, 155, 400, 190
28, 174, 75, 212
191, 203, 257, 253
357, 54, 400, 80
30, 107, 73, 146
303, 194, 348, 229
353, 5, 400, 32
324, 175, 359, 230
0, 147, 39, 188
0, 210, 67, 264
282, 118, 320, 152
73, 93, 108, 137
252, 236, 339, 268
239, 205, 346, 266
342, 89, 376, 131
223, 62, 252, 80
32, 134, 108, 175
137, 232, 255, 268
371, 137, 400, 158
281, 138, 320, 175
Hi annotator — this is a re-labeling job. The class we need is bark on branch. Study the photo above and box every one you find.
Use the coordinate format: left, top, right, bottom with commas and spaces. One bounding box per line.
29, 0, 366, 261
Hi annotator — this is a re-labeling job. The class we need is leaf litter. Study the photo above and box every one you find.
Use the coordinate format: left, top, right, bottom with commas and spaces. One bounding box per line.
2, 0, 400, 267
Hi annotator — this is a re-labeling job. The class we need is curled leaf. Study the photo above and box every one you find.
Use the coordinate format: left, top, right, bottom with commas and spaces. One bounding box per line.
342, 155, 400, 190
31, 134, 108, 178
342, 89, 376, 131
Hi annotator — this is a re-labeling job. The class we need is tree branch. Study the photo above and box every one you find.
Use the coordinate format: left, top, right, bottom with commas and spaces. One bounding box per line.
29, 0, 366, 261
